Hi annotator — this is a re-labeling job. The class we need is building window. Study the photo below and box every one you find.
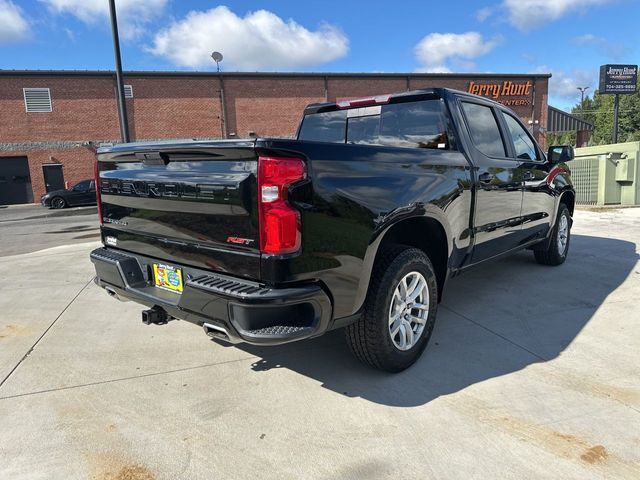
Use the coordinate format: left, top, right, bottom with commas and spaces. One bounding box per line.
23, 88, 52, 112
124, 85, 133, 98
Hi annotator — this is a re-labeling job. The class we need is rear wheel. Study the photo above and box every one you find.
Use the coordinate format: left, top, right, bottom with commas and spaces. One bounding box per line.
346, 245, 438, 372
534, 204, 571, 266
51, 197, 66, 209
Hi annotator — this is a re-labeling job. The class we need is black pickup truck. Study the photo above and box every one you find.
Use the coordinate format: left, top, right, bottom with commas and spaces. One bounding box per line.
91, 88, 575, 372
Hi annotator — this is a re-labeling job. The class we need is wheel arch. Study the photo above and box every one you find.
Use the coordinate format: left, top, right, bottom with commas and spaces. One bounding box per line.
559, 189, 575, 216
351, 214, 451, 314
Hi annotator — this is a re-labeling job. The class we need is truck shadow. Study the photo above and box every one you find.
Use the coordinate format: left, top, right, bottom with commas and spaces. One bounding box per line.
233, 234, 638, 406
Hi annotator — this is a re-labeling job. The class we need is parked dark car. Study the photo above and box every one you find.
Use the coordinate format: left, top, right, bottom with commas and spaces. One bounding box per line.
41, 179, 97, 209
90, 88, 575, 372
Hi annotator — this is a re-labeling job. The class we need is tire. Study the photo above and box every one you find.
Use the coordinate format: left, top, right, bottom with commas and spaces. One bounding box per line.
346, 245, 438, 372
534, 204, 571, 266
51, 197, 66, 209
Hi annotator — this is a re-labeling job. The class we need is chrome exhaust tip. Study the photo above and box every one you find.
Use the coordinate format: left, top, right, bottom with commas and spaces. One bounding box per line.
203, 322, 230, 340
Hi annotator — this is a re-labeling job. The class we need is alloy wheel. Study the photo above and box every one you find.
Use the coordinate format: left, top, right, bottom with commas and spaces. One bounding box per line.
388, 271, 430, 351
557, 214, 569, 254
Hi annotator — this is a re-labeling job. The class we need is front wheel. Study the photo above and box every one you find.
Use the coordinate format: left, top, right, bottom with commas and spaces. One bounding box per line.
346, 245, 438, 372
51, 197, 66, 209
534, 204, 571, 266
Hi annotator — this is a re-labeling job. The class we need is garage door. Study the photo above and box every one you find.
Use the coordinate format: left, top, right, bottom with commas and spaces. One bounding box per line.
0, 157, 33, 205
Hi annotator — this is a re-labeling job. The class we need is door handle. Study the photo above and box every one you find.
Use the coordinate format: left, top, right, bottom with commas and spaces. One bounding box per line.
522, 171, 534, 181
478, 172, 495, 183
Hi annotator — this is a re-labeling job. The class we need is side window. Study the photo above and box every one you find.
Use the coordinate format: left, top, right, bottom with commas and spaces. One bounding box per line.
461, 102, 507, 158
73, 180, 91, 191
503, 113, 538, 161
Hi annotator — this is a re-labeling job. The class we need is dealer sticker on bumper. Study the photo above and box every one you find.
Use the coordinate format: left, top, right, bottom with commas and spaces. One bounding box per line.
153, 263, 184, 293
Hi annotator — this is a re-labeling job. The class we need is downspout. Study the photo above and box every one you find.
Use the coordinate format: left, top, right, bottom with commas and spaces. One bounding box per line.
323, 75, 329, 102
531, 78, 538, 142
218, 74, 228, 139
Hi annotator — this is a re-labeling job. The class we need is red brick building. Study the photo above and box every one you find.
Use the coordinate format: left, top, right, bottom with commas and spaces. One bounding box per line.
0, 70, 550, 205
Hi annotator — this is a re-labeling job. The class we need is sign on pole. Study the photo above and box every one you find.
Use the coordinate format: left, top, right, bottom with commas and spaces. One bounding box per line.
599, 64, 638, 143
599, 65, 638, 94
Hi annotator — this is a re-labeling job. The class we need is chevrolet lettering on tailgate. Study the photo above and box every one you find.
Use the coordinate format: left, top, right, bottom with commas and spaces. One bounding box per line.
99, 179, 238, 201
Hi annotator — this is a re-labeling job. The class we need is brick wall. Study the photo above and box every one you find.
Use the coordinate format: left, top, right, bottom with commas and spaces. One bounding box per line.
0, 76, 121, 142
328, 77, 408, 102
225, 76, 325, 137
126, 77, 223, 139
0, 72, 550, 203
2, 147, 96, 201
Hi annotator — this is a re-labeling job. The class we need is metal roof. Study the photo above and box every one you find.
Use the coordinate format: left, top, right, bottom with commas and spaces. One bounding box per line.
0, 69, 552, 79
547, 106, 594, 133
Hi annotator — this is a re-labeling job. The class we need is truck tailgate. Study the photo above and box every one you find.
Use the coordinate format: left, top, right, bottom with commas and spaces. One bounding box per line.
96, 140, 260, 279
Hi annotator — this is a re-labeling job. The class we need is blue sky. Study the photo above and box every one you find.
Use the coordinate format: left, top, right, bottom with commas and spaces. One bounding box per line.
1, 0, 639, 109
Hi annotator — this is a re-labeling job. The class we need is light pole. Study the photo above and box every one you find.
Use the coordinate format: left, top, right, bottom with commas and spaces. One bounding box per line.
211, 51, 223, 72
577, 86, 589, 119
211, 52, 227, 138
108, 0, 130, 143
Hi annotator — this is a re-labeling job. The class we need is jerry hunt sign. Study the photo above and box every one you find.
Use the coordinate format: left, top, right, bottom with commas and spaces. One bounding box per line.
467, 81, 532, 106
599, 65, 638, 94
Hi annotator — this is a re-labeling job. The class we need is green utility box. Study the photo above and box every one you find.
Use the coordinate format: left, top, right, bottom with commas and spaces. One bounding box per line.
574, 142, 640, 206
615, 158, 635, 182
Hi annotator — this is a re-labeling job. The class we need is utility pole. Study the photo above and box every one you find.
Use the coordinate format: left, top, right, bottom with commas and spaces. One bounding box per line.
577, 86, 589, 119
109, 0, 130, 143
612, 94, 620, 143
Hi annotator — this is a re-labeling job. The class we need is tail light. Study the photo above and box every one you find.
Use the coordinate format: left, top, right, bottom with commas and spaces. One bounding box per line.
94, 160, 103, 225
257, 156, 306, 254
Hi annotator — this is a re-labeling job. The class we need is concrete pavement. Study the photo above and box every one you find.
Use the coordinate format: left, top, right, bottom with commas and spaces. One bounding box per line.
0, 208, 639, 479
0, 205, 99, 256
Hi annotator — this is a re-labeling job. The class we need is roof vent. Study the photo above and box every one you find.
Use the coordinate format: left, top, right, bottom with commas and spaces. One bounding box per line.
23, 88, 52, 112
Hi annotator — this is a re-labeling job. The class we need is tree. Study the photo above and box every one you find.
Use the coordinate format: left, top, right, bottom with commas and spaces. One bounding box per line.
570, 77, 640, 145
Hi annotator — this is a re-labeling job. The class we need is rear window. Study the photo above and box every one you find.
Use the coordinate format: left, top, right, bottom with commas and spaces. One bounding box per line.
297, 109, 347, 143
298, 99, 450, 150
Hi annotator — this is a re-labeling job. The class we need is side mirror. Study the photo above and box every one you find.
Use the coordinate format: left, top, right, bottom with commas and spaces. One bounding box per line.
547, 145, 574, 164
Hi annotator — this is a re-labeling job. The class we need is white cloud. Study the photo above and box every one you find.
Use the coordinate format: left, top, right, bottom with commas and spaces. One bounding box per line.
63, 27, 75, 42
414, 32, 501, 72
476, 7, 493, 22
573, 33, 599, 44
40, 0, 168, 39
539, 66, 595, 100
571, 33, 627, 59
504, 0, 615, 31
0, 0, 29, 43
147, 6, 348, 70
415, 65, 453, 74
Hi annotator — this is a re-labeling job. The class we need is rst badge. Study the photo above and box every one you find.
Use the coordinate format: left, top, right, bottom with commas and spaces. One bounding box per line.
226, 236, 255, 246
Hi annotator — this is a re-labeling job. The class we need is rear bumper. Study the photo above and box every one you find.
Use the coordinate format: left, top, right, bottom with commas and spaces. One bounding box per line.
90, 247, 332, 345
